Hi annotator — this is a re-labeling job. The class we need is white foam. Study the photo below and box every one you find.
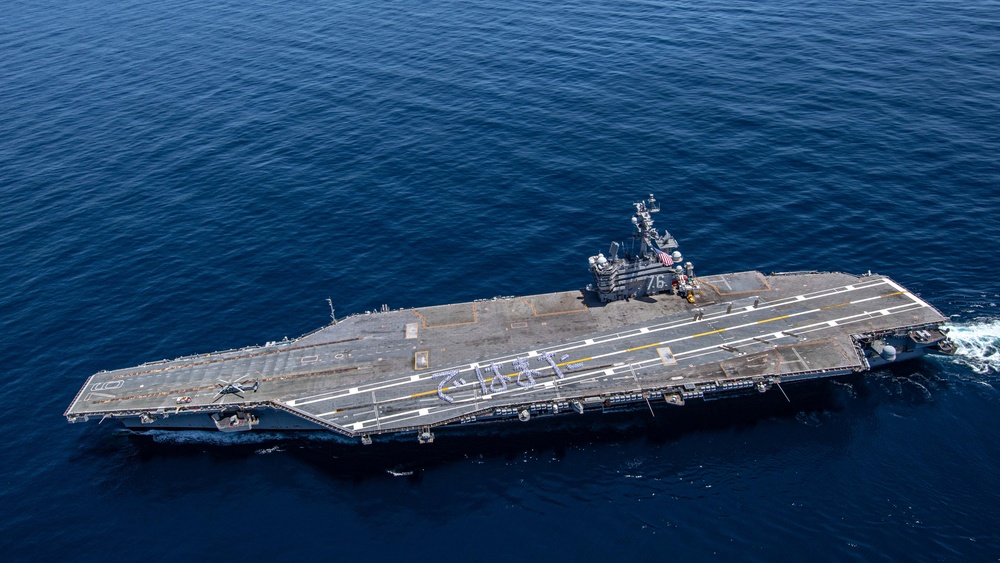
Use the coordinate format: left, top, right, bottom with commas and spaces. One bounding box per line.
147, 430, 289, 445
125, 429, 349, 446
948, 320, 1000, 375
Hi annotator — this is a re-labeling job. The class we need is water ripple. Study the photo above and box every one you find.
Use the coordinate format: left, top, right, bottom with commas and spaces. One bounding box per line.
2, 0, 1000, 559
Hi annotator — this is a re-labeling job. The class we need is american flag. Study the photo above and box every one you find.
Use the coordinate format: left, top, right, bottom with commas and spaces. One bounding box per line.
654, 248, 674, 266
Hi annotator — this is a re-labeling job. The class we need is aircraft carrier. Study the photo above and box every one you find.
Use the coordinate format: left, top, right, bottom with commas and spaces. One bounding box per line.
65, 195, 955, 444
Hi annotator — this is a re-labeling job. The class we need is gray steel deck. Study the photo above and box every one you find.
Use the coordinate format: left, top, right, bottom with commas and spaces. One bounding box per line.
65, 271, 947, 436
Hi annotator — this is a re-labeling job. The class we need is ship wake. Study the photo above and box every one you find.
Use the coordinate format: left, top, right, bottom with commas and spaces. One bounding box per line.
119, 428, 346, 446
947, 320, 1000, 376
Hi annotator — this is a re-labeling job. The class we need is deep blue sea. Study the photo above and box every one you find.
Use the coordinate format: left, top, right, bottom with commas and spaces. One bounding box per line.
2, 0, 999, 559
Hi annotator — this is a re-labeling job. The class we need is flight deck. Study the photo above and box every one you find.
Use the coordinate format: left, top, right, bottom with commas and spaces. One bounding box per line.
65, 271, 950, 440
65, 195, 953, 442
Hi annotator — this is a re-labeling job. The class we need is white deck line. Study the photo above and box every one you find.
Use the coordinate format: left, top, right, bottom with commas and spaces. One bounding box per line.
292, 279, 892, 407
339, 301, 928, 428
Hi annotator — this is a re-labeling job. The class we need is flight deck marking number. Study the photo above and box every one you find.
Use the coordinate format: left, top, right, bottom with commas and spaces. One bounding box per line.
92, 381, 123, 391
512, 357, 539, 387
489, 362, 509, 393
541, 352, 565, 379
473, 365, 488, 394
433, 370, 461, 403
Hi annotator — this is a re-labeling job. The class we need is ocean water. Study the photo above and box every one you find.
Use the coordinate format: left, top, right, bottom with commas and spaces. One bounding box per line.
2, 0, 999, 559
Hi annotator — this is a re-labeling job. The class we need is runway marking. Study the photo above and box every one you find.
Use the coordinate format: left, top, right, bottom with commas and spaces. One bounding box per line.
292, 279, 915, 408
691, 329, 726, 338
296, 280, 894, 406
333, 301, 925, 424
339, 300, 931, 428
307, 279, 905, 410
564, 305, 904, 385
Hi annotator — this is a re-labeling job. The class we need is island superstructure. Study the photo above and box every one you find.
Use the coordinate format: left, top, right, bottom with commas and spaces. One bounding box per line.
65, 196, 954, 443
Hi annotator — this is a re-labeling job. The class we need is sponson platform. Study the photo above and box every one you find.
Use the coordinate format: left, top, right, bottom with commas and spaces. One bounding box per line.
65, 196, 954, 444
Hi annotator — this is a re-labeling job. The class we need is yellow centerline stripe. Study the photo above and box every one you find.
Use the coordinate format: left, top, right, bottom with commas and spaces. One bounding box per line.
690, 329, 726, 338
406, 293, 900, 400
297, 281, 909, 408
626, 342, 666, 352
